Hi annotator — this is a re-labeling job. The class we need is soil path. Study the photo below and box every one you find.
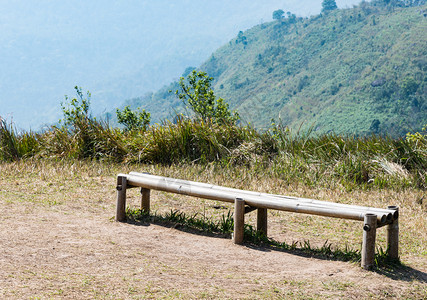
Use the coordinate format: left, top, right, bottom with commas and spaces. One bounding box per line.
1, 198, 426, 299
1, 161, 426, 299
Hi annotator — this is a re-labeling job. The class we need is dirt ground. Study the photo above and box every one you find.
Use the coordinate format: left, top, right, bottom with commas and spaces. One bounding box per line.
0, 162, 426, 299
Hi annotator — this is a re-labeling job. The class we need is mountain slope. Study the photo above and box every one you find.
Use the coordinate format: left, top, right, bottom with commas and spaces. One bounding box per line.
132, 2, 426, 136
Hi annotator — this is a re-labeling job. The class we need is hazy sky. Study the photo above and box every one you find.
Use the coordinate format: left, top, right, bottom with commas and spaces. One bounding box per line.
0, 0, 363, 129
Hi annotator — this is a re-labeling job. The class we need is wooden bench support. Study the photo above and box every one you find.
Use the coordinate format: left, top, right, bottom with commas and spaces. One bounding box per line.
141, 188, 151, 213
243, 206, 268, 236
387, 206, 399, 260
361, 213, 377, 270
244, 206, 257, 214
233, 198, 245, 244
116, 175, 127, 222
257, 208, 268, 236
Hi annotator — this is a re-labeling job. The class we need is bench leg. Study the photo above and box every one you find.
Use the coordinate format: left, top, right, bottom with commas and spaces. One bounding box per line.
141, 188, 151, 213
257, 208, 268, 236
233, 198, 245, 244
116, 175, 127, 222
387, 206, 399, 260
361, 213, 377, 270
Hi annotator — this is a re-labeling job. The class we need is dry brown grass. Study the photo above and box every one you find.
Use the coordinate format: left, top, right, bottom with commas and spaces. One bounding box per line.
0, 159, 426, 299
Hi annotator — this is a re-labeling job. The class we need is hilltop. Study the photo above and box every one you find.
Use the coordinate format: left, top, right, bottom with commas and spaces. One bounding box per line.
127, 1, 426, 136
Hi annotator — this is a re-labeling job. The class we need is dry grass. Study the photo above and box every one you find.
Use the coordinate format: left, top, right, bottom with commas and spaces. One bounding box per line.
0, 159, 426, 299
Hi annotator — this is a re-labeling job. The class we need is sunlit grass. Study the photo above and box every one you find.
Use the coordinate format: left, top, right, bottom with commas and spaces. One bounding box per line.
1, 117, 425, 190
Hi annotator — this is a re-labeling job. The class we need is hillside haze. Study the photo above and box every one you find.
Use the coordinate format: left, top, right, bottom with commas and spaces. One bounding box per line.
1, 0, 361, 130
130, 1, 426, 136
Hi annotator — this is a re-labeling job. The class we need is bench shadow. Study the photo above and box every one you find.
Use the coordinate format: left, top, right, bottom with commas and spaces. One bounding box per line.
244, 243, 427, 283
124, 215, 427, 283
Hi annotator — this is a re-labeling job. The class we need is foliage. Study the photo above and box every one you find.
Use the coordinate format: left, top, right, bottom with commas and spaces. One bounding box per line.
322, 0, 338, 13
116, 105, 151, 132
176, 3, 425, 136
57, 87, 124, 159
400, 76, 419, 97
60, 86, 91, 127
236, 31, 248, 45
120, 4, 426, 136
175, 70, 239, 125
406, 124, 427, 145
272, 9, 285, 20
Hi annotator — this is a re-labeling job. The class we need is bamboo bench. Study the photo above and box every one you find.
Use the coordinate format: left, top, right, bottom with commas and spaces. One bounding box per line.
115, 172, 399, 270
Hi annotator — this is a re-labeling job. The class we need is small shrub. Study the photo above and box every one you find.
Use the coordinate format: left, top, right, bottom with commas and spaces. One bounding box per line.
116, 105, 151, 132
406, 124, 427, 145
175, 70, 239, 125
60, 86, 91, 127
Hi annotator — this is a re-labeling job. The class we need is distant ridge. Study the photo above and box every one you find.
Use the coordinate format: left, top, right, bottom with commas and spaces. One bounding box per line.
123, 1, 427, 136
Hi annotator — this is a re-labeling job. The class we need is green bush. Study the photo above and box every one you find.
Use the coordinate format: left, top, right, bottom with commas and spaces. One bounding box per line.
60, 86, 91, 127
175, 70, 239, 125
116, 105, 151, 132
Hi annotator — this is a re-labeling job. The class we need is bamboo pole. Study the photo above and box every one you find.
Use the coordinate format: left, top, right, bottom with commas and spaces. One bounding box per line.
122, 174, 383, 223
387, 206, 399, 260
361, 213, 377, 270
141, 188, 151, 213
128, 172, 397, 222
233, 198, 245, 244
257, 208, 268, 236
116, 175, 127, 222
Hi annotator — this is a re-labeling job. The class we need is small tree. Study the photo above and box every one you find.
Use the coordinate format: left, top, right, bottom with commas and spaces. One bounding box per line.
116, 106, 151, 132
236, 31, 247, 45
273, 9, 285, 20
60, 86, 91, 127
321, 0, 338, 13
400, 77, 418, 97
175, 70, 239, 124
369, 119, 381, 133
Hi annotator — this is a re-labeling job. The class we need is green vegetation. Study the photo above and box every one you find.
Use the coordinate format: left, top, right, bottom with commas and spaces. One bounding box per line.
116, 105, 151, 132
127, 1, 426, 136
204, 1, 427, 135
1, 86, 425, 190
272, 9, 285, 20
175, 70, 239, 124
60, 86, 92, 127
321, 0, 338, 13
406, 124, 427, 144
127, 208, 235, 236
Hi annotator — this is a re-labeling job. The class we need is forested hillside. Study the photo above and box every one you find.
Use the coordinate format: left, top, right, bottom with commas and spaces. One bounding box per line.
127, 1, 426, 136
